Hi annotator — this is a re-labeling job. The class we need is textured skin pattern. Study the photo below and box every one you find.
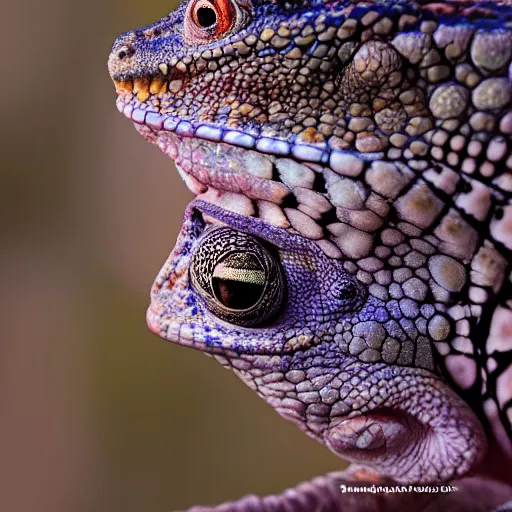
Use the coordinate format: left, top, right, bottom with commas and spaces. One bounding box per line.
148, 200, 486, 485
108, 0, 512, 509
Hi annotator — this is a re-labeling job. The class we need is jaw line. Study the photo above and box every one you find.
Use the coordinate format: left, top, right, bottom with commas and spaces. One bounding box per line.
117, 94, 387, 171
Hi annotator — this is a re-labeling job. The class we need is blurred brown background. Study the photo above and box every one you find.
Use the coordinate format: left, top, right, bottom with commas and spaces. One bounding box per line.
0, 1, 343, 511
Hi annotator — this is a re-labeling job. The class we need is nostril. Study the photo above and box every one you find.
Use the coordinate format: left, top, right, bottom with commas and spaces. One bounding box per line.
116, 46, 135, 60
108, 33, 137, 78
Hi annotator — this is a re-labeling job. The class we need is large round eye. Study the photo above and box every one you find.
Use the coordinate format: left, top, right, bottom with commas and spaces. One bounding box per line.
184, 0, 252, 45
190, 227, 285, 327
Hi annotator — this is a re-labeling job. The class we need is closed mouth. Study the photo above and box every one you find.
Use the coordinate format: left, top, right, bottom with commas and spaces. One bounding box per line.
114, 86, 385, 169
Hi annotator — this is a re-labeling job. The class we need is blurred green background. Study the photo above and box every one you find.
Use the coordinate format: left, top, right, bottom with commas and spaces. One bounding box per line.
0, 1, 344, 511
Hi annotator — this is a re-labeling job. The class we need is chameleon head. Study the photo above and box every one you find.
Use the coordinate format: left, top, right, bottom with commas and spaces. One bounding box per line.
147, 200, 488, 484
109, 0, 512, 488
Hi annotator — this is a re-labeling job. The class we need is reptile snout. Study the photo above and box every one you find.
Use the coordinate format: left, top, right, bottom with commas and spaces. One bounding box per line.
108, 31, 139, 81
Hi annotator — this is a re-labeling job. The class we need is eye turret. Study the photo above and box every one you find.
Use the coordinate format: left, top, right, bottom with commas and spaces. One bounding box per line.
190, 227, 285, 327
184, 0, 252, 44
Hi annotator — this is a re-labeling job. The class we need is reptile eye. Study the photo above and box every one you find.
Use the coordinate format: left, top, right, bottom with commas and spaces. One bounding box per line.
190, 227, 285, 327
184, 0, 252, 45
196, 6, 217, 28
191, 0, 221, 31
212, 252, 266, 309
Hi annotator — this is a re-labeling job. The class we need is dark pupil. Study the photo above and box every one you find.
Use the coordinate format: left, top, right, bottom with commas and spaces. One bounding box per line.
212, 252, 265, 310
197, 6, 217, 28
212, 279, 264, 310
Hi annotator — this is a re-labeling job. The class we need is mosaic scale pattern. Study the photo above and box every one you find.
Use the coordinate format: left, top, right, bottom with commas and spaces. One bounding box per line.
109, 0, 512, 509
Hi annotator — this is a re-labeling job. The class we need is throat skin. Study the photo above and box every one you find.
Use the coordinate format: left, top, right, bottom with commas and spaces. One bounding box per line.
217, 344, 487, 485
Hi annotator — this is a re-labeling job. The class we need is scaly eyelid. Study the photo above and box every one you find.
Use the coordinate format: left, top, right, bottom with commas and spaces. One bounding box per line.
194, 200, 315, 254
189, 225, 286, 327
184, 0, 253, 45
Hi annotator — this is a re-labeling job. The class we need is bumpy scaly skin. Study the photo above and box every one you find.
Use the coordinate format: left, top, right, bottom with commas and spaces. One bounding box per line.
149, 200, 487, 485
109, 0, 512, 509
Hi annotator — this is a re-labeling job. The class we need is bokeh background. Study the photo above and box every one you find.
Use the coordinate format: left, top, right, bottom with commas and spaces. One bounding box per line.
0, 1, 345, 511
